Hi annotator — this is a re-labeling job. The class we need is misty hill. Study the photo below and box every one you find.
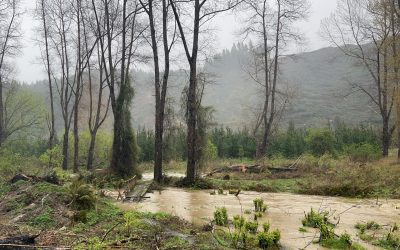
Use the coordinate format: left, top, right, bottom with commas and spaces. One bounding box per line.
132, 44, 380, 129
28, 44, 380, 131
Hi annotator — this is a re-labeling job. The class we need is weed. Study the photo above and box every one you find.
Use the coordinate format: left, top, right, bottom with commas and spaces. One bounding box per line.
214, 207, 228, 226
30, 208, 55, 229
245, 221, 259, 234
302, 208, 329, 228
253, 198, 267, 212
244, 209, 252, 214
233, 215, 245, 229
263, 222, 270, 232
257, 229, 281, 249
162, 236, 190, 249
299, 227, 307, 233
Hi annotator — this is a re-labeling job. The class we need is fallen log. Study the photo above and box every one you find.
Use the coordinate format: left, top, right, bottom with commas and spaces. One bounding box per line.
0, 234, 39, 245
0, 244, 70, 250
9, 173, 60, 185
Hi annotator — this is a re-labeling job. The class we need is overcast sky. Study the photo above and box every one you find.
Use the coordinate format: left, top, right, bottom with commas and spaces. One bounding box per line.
15, 0, 338, 84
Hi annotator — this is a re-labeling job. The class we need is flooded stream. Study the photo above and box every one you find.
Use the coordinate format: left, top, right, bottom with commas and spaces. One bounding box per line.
118, 174, 400, 249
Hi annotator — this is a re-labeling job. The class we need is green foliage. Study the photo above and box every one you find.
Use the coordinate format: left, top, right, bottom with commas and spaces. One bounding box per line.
124, 211, 140, 235
355, 221, 381, 234
136, 128, 155, 162
269, 121, 307, 158
210, 127, 256, 159
69, 131, 112, 168
233, 215, 245, 229
319, 223, 335, 241
263, 222, 270, 233
0, 149, 42, 182
298, 227, 307, 233
1, 82, 47, 145
380, 233, 400, 249
302, 208, 329, 228
306, 129, 336, 156
245, 221, 259, 234
269, 121, 380, 159
162, 236, 190, 249
253, 198, 267, 213
111, 77, 140, 178
257, 229, 281, 249
39, 145, 64, 169
214, 207, 228, 226
30, 208, 55, 229
204, 139, 218, 161
345, 143, 381, 162
66, 179, 96, 211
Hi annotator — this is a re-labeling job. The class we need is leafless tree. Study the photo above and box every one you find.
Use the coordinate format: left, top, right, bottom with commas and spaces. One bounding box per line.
85, 10, 111, 170
36, 0, 56, 149
0, 0, 22, 146
139, 0, 177, 182
1, 82, 44, 143
169, 0, 243, 183
241, 0, 309, 157
322, 0, 398, 156
44, 0, 86, 170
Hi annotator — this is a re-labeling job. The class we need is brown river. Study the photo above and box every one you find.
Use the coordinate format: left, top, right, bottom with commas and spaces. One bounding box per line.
117, 174, 400, 249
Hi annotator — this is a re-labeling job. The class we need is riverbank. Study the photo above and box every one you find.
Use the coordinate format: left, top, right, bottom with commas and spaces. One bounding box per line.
140, 155, 400, 199
0, 179, 222, 249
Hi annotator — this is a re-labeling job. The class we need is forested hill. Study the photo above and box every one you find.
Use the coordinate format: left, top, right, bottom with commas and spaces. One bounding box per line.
132, 44, 380, 129
29, 44, 380, 130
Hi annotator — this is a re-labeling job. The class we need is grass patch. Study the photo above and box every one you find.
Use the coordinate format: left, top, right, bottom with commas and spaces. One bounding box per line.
29, 208, 55, 229
321, 238, 365, 249
207, 178, 302, 193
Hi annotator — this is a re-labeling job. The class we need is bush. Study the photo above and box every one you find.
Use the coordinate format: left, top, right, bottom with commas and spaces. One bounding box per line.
257, 229, 281, 248
245, 221, 259, 234
302, 208, 329, 228
233, 215, 245, 229
214, 207, 228, 226
253, 198, 267, 213
345, 143, 381, 162
306, 129, 336, 157
39, 145, 64, 169
66, 179, 96, 211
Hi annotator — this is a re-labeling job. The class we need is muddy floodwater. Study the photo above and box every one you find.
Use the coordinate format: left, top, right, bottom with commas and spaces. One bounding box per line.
118, 175, 400, 249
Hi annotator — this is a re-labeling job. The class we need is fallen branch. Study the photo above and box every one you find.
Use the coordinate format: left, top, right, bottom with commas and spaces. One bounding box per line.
101, 222, 123, 242
0, 244, 70, 250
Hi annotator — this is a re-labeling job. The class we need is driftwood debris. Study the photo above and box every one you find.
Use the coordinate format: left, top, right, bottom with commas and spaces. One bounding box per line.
206, 157, 302, 176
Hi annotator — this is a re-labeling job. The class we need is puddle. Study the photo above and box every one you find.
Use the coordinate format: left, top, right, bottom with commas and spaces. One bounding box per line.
118, 187, 400, 249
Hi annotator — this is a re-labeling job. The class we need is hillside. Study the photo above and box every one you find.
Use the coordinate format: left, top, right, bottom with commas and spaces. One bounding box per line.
132, 45, 380, 129
28, 44, 380, 131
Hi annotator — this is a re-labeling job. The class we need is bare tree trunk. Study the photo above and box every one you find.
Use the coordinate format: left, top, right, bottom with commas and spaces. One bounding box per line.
170, 0, 242, 183
0, 77, 3, 146
73, 0, 82, 173
140, 0, 172, 182
40, 0, 56, 149
87, 130, 97, 170
62, 129, 69, 170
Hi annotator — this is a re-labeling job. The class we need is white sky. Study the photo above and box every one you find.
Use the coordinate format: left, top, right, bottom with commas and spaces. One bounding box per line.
15, 0, 338, 84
